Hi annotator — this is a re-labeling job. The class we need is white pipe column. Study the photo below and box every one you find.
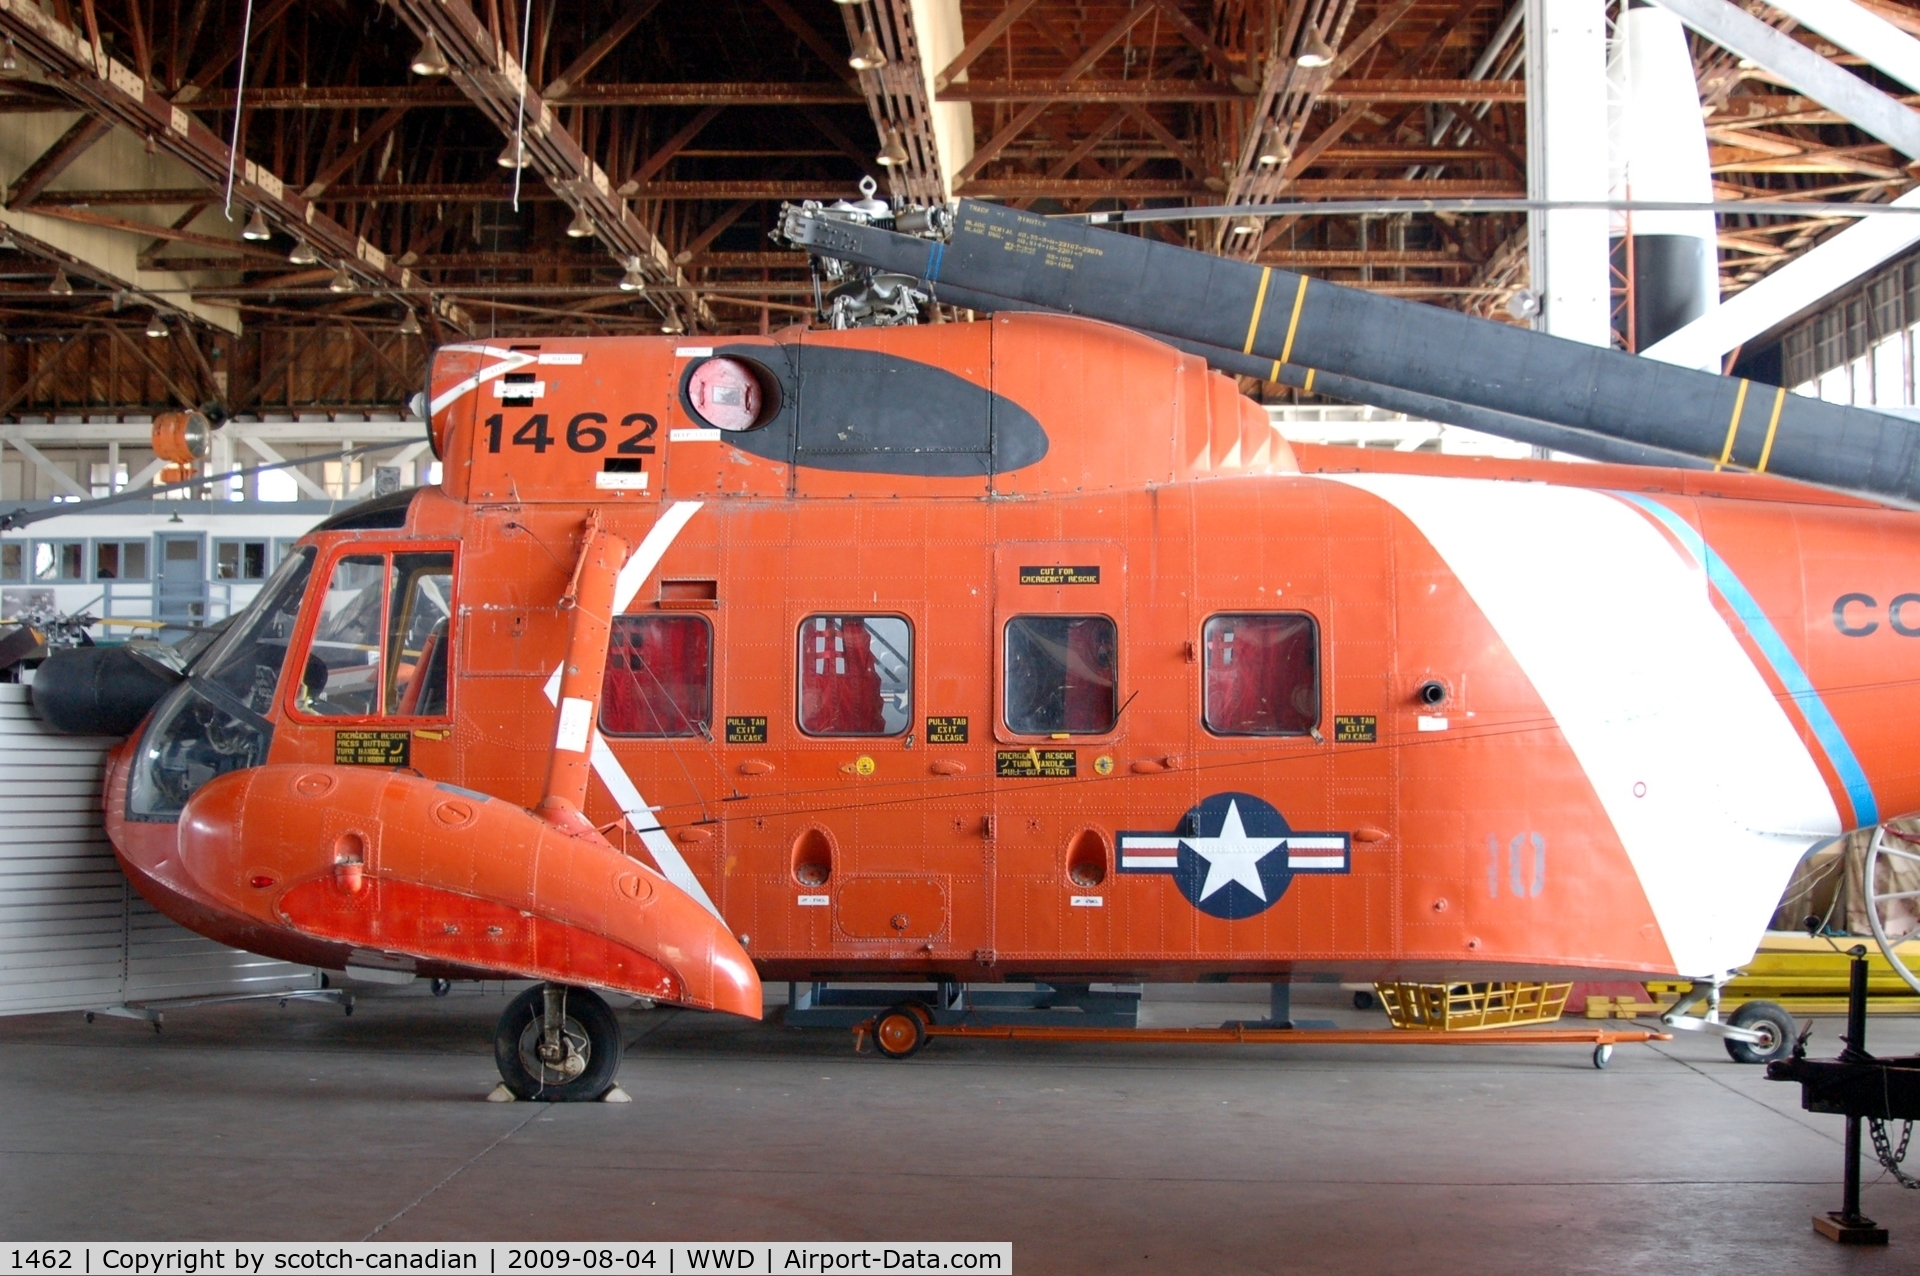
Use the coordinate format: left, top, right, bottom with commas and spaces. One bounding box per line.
1527, 0, 1615, 346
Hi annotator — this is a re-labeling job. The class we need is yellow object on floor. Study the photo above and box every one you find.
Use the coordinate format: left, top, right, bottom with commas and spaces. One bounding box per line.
1374, 981, 1572, 1031
1582, 932, 1920, 1018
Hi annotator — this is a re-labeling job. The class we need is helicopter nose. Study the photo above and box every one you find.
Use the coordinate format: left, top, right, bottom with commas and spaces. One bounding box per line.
175, 764, 763, 1018
32, 645, 182, 736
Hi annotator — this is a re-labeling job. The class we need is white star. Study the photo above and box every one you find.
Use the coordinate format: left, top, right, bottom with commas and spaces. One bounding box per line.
1184, 800, 1286, 902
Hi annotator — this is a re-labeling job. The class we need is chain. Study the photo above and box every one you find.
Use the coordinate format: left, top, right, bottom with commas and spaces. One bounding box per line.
1869, 1118, 1920, 1189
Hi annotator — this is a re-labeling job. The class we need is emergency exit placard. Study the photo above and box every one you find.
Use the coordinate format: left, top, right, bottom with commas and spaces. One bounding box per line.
335, 730, 411, 767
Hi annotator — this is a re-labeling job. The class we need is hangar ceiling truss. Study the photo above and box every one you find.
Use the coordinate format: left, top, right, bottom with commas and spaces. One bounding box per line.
0, 0, 1914, 417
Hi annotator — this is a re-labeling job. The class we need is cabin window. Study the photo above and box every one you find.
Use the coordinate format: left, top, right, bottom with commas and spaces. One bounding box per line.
1004, 615, 1118, 735
214, 539, 270, 581
32, 540, 84, 582
602, 615, 712, 737
1202, 613, 1320, 736
94, 540, 149, 581
1, 544, 23, 582
798, 615, 911, 736
385, 553, 454, 717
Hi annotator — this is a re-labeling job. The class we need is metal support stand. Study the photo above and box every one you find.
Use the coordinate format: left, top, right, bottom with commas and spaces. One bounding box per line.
86, 987, 354, 1031
1218, 981, 1337, 1031
1814, 948, 1889, 1245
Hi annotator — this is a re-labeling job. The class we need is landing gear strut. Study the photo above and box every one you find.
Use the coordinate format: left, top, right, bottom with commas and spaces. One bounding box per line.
492, 983, 621, 1101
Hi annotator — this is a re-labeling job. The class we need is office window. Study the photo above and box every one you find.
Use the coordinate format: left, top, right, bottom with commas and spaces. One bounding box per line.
602, 615, 712, 737
798, 615, 911, 736
32, 541, 84, 582
1202, 614, 1320, 736
214, 539, 269, 581
1004, 615, 1117, 735
1, 544, 21, 583
94, 540, 149, 581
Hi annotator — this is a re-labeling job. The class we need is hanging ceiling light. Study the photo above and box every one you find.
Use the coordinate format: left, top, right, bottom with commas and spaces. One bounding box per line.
1, 37, 19, 75
848, 26, 887, 71
329, 266, 356, 293
619, 258, 647, 292
565, 207, 597, 238
398, 309, 422, 336
0, 229, 16, 251
831, 0, 869, 5
410, 30, 450, 77
876, 128, 909, 167
1256, 127, 1290, 167
497, 137, 530, 168
241, 208, 271, 241
145, 312, 170, 339
1229, 219, 1261, 237
49, 268, 73, 296
661, 314, 684, 334
1296, 27, 1335, 68
288, 237, 319, 265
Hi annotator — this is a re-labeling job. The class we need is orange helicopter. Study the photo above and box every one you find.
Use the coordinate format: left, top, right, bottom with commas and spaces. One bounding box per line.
38, 197, 1920, 1100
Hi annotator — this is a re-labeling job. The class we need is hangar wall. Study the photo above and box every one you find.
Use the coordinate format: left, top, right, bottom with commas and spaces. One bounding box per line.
0, 684, 315, 1016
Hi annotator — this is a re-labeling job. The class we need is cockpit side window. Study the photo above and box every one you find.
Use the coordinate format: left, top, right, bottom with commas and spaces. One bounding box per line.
387, 553, 454, 717
293, 549, 457, 719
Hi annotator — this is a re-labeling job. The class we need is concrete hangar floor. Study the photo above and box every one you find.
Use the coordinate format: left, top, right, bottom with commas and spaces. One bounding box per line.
1, 983, 1915, 1274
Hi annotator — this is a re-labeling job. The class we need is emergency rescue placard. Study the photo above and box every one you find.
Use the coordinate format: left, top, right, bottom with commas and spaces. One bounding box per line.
1018, 565, 1100, 585
996, 749, 1076, 778
1334, 715, 1378, 743
925, 716, 969, 743
726, 716, 769, 744
334, 730, 411, 766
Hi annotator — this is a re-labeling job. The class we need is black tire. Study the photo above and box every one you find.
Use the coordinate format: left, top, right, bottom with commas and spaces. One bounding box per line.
493, 984, 622, 1100
872, 1003, 929, 1059
1725, 1000, 1796, 1065
1592, 1044, 1613, 1070
1352, 990, 1376, 1011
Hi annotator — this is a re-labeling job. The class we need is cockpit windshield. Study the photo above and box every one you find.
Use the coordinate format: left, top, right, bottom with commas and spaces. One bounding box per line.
125, 548, 313, 821
198, 548, 317, 714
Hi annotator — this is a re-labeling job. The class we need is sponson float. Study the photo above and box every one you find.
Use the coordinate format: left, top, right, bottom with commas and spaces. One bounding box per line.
36, 199, 1920, 1099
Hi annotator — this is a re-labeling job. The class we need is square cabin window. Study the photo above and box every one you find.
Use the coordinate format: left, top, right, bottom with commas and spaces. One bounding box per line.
798, 615, 911, 736
95, 540, 149, 581
1004, 615, 1118, 735
602, 615, 712, 737
33, 541, 84, 582
1, 544, 22, 583
1203, 613, 1320, 736
215, 539, 269, 581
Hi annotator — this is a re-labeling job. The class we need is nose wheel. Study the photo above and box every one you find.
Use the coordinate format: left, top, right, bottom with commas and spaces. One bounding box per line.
493, 983, 622, 1101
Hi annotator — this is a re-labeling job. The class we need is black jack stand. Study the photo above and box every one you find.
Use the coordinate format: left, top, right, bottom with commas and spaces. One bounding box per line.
1769, 945, 1903, 1245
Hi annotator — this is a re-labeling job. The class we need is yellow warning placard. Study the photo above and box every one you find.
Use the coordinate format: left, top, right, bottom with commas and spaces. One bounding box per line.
996, 749, 1076, 778
1018, 565, 1100, 585
334, 730, 411, 767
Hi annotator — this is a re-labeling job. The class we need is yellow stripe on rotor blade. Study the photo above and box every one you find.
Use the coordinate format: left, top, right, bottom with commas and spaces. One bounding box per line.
1716, 379, 1751, 471
1243, 267, 1273, 355
1757, 386, 1787, 473
1278, 275, 1309, 365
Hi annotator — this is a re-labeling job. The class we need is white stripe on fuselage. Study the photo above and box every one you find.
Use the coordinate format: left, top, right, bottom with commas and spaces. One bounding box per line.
1324, 474, 1839, 976
542, 500, 720, 919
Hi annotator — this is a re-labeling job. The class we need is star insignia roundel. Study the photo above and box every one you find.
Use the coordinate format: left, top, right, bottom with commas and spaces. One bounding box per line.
1117, 792, 1351, 919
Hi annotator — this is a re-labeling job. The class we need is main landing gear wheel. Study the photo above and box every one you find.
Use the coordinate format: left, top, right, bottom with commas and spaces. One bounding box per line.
1724, 1001, 1796, 1065
1866, 825, 1920, 995
493, 984, 621, 1101
872, 1003, 930, 1059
